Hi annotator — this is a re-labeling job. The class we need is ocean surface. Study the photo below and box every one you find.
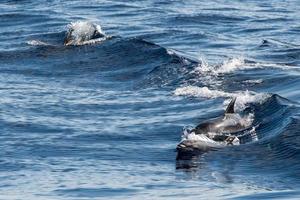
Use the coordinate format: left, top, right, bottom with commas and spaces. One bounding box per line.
1, 0, 300, 199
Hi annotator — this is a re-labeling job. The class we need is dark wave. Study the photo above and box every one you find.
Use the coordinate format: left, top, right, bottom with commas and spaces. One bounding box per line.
0, 32, 198, 90
176, 94, 300, 185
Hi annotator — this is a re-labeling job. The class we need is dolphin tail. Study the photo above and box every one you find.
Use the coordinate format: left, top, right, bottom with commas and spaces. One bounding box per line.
225, 97, 237, 114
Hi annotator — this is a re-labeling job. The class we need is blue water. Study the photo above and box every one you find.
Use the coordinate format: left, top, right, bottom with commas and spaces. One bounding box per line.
1, 0, 300, 199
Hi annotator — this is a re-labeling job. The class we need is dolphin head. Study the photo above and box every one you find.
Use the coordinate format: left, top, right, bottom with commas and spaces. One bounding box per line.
64, 21, 105, 46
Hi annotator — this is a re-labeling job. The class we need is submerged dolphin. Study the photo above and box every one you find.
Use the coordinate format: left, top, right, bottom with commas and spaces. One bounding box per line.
64, 21, 107, 46
177, 97, 253, 152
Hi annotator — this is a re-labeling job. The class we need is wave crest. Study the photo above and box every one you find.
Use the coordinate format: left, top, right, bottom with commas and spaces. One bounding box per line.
174, 86, 270, 111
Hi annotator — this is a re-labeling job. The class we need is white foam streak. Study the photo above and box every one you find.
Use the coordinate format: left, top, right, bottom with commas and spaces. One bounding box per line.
174, 86, 231, 99
193, 57, 294, 76
26, 40, 49, 46
174, 86, 270, 111
243, 79, 263, 84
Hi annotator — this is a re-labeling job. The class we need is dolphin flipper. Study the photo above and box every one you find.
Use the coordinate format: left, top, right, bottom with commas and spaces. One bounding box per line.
225, 97, 237, 114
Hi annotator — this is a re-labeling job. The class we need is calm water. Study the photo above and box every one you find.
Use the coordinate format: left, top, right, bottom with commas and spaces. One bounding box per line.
1, 0, 300, 199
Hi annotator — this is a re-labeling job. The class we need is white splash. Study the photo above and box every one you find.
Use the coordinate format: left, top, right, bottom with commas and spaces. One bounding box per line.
27, 21, 109, 46
68, 21, 104, 37
193, 57, 246, 75
181, 129, 218, 144
218, 57, 246, 73
236, 126, 259, 142
249, 126, 258, 141
65, 21, 109, 46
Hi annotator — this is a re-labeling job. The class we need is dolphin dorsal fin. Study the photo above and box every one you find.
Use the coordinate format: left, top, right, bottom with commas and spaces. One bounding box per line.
225, 97, 236, 114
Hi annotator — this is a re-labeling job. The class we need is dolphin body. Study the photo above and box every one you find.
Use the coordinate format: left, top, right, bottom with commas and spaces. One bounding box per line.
177, 98, 252, 152
64, 21, 106, 46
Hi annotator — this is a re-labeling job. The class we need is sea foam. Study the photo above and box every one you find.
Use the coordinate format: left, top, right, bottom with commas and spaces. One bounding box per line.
174, 85, 270, 111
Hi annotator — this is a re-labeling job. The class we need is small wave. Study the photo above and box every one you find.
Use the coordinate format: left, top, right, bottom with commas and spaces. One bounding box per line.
174, 86, 270, 111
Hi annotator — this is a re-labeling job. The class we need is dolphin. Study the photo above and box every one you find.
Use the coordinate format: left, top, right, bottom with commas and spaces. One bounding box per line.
64, 21, 106, 46
177, 97, 253, 152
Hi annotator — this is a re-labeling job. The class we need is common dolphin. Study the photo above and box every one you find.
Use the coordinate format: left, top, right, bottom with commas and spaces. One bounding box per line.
177, 97, 253, 152
64, 21, 107, 46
